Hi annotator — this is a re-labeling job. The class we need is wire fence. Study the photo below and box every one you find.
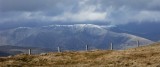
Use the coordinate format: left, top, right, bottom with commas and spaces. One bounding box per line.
26, 40, 142, 55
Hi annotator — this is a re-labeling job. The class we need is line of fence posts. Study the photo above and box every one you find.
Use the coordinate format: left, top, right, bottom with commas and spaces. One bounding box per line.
27, 40, 141, 54
137, 40, 140, 47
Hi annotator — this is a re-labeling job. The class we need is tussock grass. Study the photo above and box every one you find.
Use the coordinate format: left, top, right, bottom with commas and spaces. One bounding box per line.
0, 43, 160, 67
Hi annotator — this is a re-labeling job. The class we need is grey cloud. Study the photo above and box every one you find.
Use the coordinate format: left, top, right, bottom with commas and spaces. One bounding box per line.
0, 0, 48, 12
99, 0, 151, 10
147, 0, 160, 11
0, 0, 160, 26
0, 0, 77, 12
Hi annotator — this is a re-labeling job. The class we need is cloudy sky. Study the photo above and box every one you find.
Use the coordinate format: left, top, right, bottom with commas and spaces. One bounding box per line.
0, 0, 160, 25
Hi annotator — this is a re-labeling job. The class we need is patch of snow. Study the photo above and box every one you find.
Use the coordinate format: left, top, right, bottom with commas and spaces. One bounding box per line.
15, 27, 31, 30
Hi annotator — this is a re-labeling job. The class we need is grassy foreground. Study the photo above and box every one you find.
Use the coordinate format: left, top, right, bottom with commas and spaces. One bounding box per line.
0, 43, 160, 67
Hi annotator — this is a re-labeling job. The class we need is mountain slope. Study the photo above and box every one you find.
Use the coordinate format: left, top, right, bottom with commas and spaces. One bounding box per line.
113, 22, 160, 41
0, 24, 153, 50
0, 42, 160, 67
0, 45, 53, 57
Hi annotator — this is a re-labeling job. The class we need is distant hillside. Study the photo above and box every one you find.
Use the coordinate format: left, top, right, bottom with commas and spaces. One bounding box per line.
0, 42, 160, 67
0, 45, 53, 57
115, 22, 160, 41
0, 24, 153, 50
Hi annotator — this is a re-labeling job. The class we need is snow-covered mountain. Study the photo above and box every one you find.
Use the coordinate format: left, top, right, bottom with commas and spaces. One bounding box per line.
0, 24, 153, 50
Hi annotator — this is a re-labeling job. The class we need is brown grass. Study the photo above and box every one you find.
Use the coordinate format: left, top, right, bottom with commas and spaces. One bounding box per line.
0, 43, 160, 67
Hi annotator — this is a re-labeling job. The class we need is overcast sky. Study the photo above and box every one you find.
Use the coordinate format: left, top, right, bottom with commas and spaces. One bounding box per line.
0, 0, 160, 25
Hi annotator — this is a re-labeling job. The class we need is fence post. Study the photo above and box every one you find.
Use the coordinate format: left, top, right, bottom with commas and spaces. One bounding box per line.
86, 45, 88, 51
110, 42, 113, 50
137, 40, 140, 47
28, 49, 31, 55
57, 46, 61, 52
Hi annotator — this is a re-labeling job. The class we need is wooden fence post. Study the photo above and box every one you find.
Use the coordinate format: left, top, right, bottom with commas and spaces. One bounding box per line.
110, 42, 113, 50
86, 45, 88, 51
28, 49, 31, 55
57, 46, 61, 52
137, 40, 140, 47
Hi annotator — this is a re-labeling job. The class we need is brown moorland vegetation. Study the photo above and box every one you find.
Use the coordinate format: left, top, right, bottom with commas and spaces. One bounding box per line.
0, 43, 160, 67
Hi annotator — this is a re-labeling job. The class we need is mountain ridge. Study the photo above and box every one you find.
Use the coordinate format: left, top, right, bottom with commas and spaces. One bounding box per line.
0, 24, 153, 50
